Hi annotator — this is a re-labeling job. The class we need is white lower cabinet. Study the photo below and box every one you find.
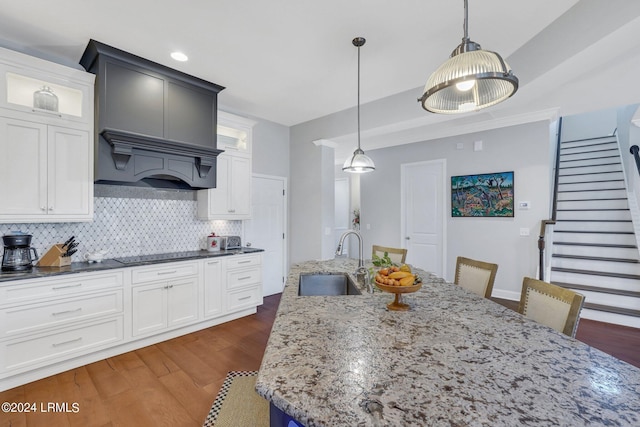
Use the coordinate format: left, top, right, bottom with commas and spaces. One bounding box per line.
225, 253, 263, 313
0, 271, 124, 378
132, 278, 199, 337
131, 262, 200, 337
0, 317, 123, 374
203, 258, 224, 318
227, 286, 262, 313
0, 254, 263, 391
0, 289, 123, 337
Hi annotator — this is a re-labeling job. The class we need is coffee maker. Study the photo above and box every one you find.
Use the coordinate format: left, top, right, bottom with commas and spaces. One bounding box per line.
2, 232, 39, 271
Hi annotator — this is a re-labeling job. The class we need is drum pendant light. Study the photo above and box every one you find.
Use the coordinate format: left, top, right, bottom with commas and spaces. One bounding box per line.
419, 0, 518, 114
343, 37, 375, 173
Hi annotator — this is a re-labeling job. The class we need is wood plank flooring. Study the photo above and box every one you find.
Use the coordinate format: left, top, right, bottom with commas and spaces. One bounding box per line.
1, 293, 639, 427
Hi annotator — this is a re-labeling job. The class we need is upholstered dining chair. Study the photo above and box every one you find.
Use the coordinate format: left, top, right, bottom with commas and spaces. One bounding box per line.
372, 245, 407, 264
454, 256, 499, 299
518, 277, 585, 338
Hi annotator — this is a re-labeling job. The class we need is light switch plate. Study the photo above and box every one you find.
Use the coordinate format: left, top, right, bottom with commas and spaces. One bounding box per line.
520, 228, 530, 236
519, 201, 531, 210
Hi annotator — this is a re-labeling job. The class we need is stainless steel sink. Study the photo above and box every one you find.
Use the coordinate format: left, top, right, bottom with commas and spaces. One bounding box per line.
298, 272, 362, 296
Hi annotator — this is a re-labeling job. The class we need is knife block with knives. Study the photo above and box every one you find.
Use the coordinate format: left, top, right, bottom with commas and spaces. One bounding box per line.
38, 237, 78, 267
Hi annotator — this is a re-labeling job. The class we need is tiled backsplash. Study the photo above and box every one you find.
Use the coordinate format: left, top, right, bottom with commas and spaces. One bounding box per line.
0, 196, 241, 260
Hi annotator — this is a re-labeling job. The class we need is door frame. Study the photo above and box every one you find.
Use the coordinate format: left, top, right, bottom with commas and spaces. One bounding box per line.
400, 159, 447, 277
244, 173, 289, 293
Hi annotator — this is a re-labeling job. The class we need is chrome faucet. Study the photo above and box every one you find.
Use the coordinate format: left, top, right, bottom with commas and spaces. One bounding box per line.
336, 230, 373, 293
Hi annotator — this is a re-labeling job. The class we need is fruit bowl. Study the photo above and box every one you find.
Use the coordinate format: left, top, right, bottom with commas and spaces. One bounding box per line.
375, 281, 422, 311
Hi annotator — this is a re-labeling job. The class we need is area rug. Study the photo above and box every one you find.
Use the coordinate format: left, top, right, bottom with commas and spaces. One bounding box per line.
203, 370, 269, 427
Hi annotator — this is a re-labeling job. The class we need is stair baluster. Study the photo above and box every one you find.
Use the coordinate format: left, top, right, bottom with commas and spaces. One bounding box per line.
630, 145, 640, 176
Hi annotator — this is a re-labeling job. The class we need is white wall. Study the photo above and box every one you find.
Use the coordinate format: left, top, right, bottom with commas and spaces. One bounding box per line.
358, 121, 553, 300
561, 108, 617, 141
615, 104, 640, 192
615, 104, 640, 252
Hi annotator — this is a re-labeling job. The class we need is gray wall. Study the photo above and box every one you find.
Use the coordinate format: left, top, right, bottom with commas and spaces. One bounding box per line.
249, 117, 290, 177
357, 121, 553, 299
289, 130, 326, 263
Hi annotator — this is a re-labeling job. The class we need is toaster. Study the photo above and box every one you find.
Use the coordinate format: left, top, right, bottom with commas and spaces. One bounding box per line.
221, 235, 242, 250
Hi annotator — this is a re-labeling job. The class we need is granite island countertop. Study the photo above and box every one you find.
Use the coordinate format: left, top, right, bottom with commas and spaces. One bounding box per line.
256, 258, 640, 427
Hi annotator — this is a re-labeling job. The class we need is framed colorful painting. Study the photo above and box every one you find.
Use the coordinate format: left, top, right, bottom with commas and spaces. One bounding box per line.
451, 171, 514, 217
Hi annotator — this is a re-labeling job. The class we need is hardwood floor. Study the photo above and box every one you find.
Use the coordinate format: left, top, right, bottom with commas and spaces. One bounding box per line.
1, 293, 639, 427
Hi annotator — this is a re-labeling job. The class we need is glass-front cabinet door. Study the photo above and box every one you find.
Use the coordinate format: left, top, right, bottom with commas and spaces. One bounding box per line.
217, 125, 250, 154
0, 47, 94, 126
216, 111, 256, 156
2, 68, 90, 123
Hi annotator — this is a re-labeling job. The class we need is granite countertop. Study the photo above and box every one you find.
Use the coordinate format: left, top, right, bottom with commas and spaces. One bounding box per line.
256, 258, 640, 427
0, 247, 263, 283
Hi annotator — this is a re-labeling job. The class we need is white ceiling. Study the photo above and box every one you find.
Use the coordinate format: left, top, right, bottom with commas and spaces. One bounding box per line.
1, 0, 640, 157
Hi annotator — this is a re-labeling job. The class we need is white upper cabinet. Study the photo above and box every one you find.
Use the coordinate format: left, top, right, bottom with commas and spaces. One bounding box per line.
217, 127, 251, 154
0, 47, 94, 223
0, 118, 92, 221
0, 48, 93, 125
197, 112, 256, 220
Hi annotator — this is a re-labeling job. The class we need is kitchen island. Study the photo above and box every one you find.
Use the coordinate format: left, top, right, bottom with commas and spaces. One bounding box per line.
256, 258, 640, 426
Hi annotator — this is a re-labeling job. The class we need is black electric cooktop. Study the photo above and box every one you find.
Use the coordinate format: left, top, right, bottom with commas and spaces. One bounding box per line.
112, 247, 262, 265
114, 251, 206, 265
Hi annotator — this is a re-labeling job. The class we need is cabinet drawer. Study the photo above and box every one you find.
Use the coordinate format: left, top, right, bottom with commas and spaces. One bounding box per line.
0, 271, 123, 306
226, 254, 261, 270
131, 261, 199, 284
227, 267, 261, 290
0, 290, 123, 337
0, 317, 123, 374
227, 285, 262, 313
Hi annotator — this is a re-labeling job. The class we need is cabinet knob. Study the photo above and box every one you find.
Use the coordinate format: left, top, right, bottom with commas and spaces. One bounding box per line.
41, 207, 46, 211
49, 207, 54, 211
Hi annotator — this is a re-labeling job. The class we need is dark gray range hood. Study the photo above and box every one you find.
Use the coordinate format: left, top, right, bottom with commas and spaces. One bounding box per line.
80, 40, 225, 190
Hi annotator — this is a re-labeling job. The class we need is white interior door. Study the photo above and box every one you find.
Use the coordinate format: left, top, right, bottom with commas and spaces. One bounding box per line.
401, 160, 446, 277
244, 174, 287, 296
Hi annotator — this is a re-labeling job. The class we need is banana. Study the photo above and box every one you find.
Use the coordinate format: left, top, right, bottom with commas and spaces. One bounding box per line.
399, 275, 416, 286
388, 271, 412, 279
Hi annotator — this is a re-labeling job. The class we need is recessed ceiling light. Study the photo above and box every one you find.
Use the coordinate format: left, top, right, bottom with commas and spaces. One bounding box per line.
171, 51, 188, 62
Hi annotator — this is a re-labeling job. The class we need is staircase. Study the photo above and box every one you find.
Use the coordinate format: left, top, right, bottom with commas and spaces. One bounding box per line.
550, 135, 640, 328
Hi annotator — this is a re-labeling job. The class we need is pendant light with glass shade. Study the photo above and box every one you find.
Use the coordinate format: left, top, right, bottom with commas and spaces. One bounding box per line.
418, 0, 518, 114
343, 37, 375, 173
